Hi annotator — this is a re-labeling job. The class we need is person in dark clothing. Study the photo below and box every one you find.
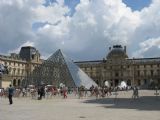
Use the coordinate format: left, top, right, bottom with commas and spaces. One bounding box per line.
37, 87, 41, 100
8, 85, 14, 105
38, 86, 44, 100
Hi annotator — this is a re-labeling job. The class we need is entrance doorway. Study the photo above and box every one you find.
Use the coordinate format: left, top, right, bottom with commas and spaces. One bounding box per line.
138, 80, 141, 86
127, 79, 131, 86
115, 79, 119, 86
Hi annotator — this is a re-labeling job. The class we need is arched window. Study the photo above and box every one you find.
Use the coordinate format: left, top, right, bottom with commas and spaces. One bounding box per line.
144, 79, 147, 84
138, 80, 141, 86
127, 79, 131, 86
13, 79, 16, 86
18, 79, 21, 86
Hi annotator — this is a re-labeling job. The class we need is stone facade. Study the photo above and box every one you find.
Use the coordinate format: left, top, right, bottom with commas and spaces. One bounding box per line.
0, 46, 42, 88
1, 45, 160, 88
76, 45, 160, 88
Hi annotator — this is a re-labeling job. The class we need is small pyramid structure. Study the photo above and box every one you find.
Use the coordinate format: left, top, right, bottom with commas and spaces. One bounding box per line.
23, 49, 97, 89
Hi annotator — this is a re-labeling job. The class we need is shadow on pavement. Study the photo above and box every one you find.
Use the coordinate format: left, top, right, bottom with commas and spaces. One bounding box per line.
84, 96, 160, 111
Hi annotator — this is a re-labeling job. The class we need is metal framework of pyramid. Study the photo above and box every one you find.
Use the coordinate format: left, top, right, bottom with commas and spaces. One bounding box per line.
22, 49, 97, 89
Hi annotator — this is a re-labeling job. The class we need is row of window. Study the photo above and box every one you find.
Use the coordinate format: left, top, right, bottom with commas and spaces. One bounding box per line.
13, 79, 21, 86
87, 70, 160, 78
10, 68, 26, 76
4, 61, 26, 67
83, 64, 160, 71
136, 70, 160, 77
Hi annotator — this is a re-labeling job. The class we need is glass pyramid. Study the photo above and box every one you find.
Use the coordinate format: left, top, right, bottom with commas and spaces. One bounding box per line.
22, 49, 97, 89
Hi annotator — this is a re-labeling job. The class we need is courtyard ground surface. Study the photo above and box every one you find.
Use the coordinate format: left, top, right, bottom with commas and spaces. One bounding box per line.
0, 90, 160, 120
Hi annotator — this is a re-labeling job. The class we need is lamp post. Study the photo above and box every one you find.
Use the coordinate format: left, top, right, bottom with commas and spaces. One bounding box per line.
132, 58, 135, 86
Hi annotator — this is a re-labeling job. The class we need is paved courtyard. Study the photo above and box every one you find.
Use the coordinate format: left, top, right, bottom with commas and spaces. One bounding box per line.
0, 90, 160, 120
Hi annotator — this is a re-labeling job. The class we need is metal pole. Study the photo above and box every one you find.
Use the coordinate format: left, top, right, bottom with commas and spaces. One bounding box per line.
132, 58, 135, 86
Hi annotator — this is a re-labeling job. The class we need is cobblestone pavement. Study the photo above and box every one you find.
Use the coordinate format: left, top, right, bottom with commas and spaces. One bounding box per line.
0, 90, 160, 120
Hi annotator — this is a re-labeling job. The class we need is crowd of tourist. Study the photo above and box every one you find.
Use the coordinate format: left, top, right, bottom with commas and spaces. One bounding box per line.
0, 84, 133, 100
1, 84, 159, 105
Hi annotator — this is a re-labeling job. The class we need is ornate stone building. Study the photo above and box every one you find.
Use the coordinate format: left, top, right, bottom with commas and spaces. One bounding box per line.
1, 45, 160, 88
0, 46, 42, 88
76, 45, 160, 88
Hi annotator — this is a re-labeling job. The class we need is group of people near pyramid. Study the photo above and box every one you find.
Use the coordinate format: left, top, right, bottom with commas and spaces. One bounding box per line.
0, 84, 119, 102
0, 83, 142, 105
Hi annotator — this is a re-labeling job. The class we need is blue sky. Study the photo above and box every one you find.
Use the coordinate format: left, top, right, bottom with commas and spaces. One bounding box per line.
53, 0, 152, 13
64, 0, 80, 15
44, 0, 152, 12
123, 0, 151, 11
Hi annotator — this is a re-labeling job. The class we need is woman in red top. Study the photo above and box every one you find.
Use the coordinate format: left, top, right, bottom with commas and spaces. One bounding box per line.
63, 87, 67, 99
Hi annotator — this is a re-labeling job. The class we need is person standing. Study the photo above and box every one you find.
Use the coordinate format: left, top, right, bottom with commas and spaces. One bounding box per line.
8, 85, 14, 105
39, 86, 44, 100
135, 86, 139, 98
22, 88, 26, 97
63, 86, 67, 99
132, 86, 139, 99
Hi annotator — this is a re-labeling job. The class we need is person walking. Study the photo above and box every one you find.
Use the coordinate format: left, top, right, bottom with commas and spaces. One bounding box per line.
132, 86, 139, 99
63, 86, 67, 99
8, 84, 14, 105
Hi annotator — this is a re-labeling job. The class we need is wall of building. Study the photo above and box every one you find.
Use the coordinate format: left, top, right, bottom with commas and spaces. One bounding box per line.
1, 45, 160, 88
0, 47, 42, 88
76, 45, 160, 88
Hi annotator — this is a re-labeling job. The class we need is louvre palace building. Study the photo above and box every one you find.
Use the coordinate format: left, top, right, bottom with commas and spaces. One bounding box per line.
0, 45, 160, 88
75, 45, 160, 88
0, 46, 42, 88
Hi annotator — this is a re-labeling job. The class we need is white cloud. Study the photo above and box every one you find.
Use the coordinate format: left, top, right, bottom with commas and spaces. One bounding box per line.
33, 2, 69, 24
0, 0, 37, 53
130, 0, 160, 57
0, 0, 160, 60
8, 41, 35, 54
133, 37, 160, 58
